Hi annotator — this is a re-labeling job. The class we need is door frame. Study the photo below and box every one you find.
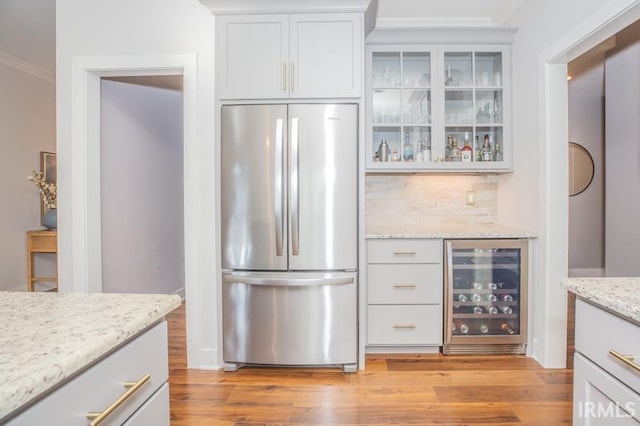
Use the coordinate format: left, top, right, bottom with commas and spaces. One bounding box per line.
65, 54, 215, 368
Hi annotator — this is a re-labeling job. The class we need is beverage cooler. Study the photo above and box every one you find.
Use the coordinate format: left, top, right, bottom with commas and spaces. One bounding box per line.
444, 239, 528, 354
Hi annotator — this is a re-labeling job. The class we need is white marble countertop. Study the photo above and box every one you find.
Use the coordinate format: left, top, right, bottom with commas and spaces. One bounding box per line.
0, 291, 181, 421
563, 277, 640, 324
365, 223, 537, 239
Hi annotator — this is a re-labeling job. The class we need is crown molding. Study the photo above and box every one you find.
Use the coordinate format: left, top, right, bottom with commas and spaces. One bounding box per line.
0, 51, 54, 83
375, 16, 495, 29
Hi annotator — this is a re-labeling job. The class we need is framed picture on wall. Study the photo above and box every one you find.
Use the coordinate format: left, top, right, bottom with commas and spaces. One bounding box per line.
40, 152, 57, 223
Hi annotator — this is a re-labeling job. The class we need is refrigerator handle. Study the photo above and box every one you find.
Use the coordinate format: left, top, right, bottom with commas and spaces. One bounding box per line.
290, 117, 300, 256
275, 118, 284, 257
223, 274, 354, 287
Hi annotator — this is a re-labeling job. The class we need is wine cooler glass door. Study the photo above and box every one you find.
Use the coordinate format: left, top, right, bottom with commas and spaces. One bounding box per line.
444, 239, 528, 354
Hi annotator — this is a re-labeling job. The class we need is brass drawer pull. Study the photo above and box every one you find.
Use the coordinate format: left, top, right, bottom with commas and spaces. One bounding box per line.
87, 374, 151, 425
609, 350, 640, 373
393, 251, 417, 256
393, 284, 417, 289
393, 323, 416, 329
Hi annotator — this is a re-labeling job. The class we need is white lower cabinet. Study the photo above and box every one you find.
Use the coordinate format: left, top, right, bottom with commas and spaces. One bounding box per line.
8, 321, 170, 425
366, 239, 443, 351
573, 299, 640, 425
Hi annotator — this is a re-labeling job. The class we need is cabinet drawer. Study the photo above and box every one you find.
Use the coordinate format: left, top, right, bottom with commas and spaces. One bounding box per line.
123, 383, 170, 426
9, 322, 169, 425
368, 264, 442, 304
368, 305, 442, 345
575, 300, 640, 394
573, 353, 640, 424
29, 233, 57, 251
367, 239, 442, 264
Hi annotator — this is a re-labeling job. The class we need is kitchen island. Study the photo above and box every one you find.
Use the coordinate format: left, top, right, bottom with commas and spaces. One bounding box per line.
563, 277, 640, 424
0, 291, 181, 424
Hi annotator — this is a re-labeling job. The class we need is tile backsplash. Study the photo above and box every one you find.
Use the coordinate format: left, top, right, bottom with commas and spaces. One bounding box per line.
365, 174, 498, 227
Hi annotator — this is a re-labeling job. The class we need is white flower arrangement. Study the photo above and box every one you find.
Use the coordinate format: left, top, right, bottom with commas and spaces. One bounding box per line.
28, 170, 57, 209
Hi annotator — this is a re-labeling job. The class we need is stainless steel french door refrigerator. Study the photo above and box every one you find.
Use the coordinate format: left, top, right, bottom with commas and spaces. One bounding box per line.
221, 104, 358, 372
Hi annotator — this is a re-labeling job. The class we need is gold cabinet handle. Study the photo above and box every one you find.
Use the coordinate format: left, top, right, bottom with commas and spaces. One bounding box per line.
283, 62, 287, 92
393, 284, 417, 289
393, 323, 416, 329
87, 374, 150, 425
609, 350, 640, 373
290, 61, 295, 92
393, 251, 417, 256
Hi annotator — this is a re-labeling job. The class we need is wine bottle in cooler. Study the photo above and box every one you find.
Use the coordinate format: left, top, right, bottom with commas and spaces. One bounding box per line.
501, 294, 514, 302
455, 321, 470, 334
485, 305, 498, 315
458, 294, 469, 303
479, 322, 490, 334
500, 305, 513, 314
473, 306, 484, 314
501, 322, 516, 335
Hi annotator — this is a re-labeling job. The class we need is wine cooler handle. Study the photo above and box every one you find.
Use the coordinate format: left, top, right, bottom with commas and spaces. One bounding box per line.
609, 350, 640, 374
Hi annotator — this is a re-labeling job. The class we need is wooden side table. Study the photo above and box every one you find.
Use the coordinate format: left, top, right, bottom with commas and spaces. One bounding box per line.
27, 230, 58, 292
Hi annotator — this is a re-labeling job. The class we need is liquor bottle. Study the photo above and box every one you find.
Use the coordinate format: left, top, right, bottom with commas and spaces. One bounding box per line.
501, 322, 516, 335
481, 134, 492, 161
479, 322, 490, 334
471, 293, 482, 303
493, 143, 503, 161
474, 135, 482, 161
458, 294, 469, 303
485, 305, 498, 314
461, 132, 473, 162
445, 135, 454, 161
452, 136, 461, 161
403, 130, 414, 161
473, 306, 484, 314
501, 294, 514, 302
499, 305, 513, 314
392, 149, 399, 162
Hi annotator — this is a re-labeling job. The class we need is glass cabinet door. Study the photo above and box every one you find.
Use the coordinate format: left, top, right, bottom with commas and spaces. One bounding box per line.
442, 50, 504, 164
371, 49, 433, 164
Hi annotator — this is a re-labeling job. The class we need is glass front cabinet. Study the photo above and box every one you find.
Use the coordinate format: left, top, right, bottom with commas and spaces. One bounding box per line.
366, 44, 512, 172
443, 239, 528, 354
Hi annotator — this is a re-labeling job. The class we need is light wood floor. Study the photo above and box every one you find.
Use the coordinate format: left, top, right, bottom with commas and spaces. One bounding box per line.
167, 303, 573, 425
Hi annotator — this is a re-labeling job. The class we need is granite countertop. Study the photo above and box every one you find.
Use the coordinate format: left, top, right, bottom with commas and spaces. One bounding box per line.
0, 291, 181, 421
365, 223, 537, 239
563, 277, 640, 324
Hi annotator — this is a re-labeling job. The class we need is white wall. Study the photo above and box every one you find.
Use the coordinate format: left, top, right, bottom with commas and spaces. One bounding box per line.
100, 79, 184, 295
568, 67, 605, 272
0, 63, 56, 291
605, 28, 640, 276
56, 0, 218, 368
502, 0, 640, 367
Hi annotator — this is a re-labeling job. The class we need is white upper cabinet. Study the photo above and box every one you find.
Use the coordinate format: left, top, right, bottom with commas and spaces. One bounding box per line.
365, 29, 516, 173
217, 13, 362, 100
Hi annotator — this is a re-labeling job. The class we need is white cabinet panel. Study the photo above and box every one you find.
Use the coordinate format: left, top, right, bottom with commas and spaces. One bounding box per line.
123, 383, 170, 426
217, 14, 289, 99
367, 239, 442, 264
290, 14, 361, 98
367, 263, 442, 305
217, 13, 362, 100
368, 305, 442, 345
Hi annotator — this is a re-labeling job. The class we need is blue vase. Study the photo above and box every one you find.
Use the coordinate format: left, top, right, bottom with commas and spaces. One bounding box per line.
43, 209, 57, 230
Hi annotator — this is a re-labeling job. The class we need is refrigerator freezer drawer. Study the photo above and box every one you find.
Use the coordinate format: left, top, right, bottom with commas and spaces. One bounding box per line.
222, 272, 357, 368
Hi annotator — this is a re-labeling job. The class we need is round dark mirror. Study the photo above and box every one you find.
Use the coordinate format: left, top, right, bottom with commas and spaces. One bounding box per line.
568, 142, 594, 196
